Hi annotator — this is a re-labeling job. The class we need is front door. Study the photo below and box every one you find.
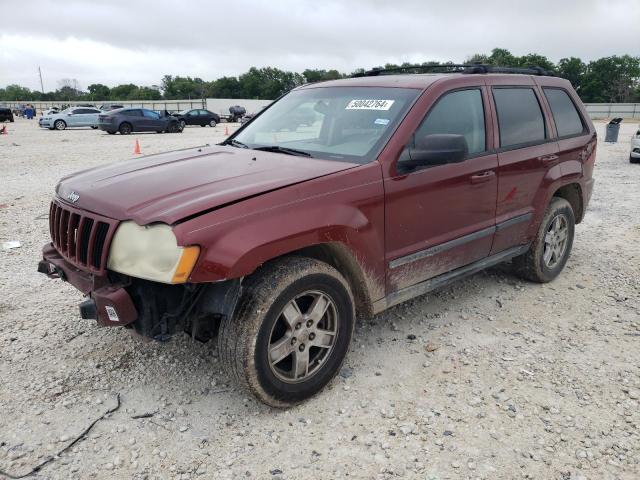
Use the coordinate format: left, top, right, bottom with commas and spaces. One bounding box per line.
384, 87, 498, 293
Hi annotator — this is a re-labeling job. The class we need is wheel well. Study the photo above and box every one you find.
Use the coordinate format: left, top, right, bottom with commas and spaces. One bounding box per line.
553, 183, 584, 223
278, 243, 374, 317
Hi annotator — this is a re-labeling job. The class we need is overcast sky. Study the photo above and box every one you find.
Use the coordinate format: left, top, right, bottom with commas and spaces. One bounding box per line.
1, 0, 639, 91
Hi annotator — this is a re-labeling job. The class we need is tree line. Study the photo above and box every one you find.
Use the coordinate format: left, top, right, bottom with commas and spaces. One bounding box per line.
1, 49, 639, 104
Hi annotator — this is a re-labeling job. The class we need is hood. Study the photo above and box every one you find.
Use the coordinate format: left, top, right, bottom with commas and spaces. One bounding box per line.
55, 145, 358, 224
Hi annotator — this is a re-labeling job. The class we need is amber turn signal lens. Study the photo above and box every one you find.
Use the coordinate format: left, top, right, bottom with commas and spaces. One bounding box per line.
172, 246, 200, 283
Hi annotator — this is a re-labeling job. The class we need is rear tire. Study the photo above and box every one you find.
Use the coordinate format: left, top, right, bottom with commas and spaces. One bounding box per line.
631, 155, 638, 164
513, 197, 575, 283
218, 257, 355, 407
119, 122, 132, 135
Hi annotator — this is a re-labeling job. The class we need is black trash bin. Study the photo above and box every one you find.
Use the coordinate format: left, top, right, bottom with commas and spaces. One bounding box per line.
605, 117, 623, 143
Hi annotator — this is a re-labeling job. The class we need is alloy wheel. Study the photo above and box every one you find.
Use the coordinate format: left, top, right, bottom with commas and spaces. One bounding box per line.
268, 290, 338, 383
543, 214, 568, 268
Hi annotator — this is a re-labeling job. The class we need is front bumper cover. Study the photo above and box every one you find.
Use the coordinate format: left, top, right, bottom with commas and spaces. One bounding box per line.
39, 243, 138, 326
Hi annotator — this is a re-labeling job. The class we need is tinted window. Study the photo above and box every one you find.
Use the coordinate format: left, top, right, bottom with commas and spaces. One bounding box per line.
122, 109, 142, 117
543, 88, 585, 137
142, 109, 160, 119
413, 89, 486, 155
493, 88, 546, 147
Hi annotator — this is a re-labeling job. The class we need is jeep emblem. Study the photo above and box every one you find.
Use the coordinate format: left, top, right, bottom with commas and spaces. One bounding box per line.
67, 191, 80, 203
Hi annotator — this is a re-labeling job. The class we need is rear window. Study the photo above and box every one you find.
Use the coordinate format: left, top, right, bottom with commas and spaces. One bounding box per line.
543, 88, 585, 137
493, 88, 546, 148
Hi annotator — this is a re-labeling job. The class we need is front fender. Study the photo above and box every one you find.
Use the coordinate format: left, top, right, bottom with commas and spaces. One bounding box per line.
174, 163, 386, 301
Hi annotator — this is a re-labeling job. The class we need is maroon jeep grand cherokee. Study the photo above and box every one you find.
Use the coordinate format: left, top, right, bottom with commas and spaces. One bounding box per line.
39, 66, 596, 406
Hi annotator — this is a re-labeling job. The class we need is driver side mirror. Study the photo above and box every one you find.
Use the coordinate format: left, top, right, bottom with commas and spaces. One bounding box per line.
399, 134, 468, 170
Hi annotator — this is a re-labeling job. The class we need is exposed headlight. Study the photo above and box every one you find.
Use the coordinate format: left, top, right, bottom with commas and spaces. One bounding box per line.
107, 221, 199, 284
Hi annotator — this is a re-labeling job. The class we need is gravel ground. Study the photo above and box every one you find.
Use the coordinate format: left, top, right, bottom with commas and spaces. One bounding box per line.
0, 118, 639, 480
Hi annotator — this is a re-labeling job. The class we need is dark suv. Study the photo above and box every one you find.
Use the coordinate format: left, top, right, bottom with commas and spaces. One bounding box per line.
98, 108, 183, 134
39, 66, 596, 406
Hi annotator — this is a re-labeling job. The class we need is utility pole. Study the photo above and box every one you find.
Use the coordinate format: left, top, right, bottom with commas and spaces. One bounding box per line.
38, 66, 45, 94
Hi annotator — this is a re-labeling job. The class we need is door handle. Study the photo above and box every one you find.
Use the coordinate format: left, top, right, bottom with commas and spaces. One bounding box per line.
470, 171, 495, 184
538, 154, 559, 165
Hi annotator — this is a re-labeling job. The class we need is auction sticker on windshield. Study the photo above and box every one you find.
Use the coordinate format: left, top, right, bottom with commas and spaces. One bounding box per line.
345, 99, 395, 110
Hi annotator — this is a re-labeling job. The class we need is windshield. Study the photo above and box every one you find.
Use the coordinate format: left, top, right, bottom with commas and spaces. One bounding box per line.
232, 86, 420, 163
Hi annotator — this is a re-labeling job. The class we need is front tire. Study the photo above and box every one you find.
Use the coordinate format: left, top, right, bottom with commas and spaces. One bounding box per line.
54, 120, 66, 130
209, 119, 217, 127
218, 257, 355, 407
513, 197, 575, 283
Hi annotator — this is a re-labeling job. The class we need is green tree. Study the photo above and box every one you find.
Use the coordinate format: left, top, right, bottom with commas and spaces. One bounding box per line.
87, 83, 111, 100
109, 84, 138, 100
302, 69, 343, 83
206, 76, 244, 98
557, 57, 586, 92
239, 67, 303, 99
581, 55, 640, 102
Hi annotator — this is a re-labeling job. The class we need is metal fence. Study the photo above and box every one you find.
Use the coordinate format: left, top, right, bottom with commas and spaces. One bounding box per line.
2, 99, 207, 113
584, 103, 640, 120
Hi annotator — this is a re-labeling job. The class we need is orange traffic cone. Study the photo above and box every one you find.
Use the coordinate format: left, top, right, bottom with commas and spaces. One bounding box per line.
133, 139, 141, 154
224, 126, 229, 136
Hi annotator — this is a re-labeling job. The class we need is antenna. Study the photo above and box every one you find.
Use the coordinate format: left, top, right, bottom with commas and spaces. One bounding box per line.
38, 66, 45, 94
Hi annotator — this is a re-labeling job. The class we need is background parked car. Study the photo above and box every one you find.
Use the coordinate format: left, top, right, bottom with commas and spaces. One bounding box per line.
39, 107, 102, 130
98, 108, 183, 135
99, 104, 124, 111
43, 107, 60, 116
0, 107, 14, 122
631, 129, 640, 163
172, 109, 221, 128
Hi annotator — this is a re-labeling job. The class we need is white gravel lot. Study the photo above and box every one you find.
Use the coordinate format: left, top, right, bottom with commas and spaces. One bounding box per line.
0, 118, 639, 480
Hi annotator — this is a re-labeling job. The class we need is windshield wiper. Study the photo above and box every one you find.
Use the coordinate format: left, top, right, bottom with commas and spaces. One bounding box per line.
252, 145, 312, 157
227, 139, 249, 148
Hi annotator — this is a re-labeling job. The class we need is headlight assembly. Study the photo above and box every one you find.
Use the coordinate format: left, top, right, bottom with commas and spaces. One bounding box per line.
107, 221, 199, 284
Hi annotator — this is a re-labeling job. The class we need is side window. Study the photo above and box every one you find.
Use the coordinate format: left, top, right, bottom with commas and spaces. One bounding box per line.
543, 88, 585, 137
142, 109, 160, 119
413, 89, 486, 156
123, 109, 142, 117
493, 88, 546, 147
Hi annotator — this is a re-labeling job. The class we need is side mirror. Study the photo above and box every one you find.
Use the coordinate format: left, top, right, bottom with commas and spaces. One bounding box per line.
400, 134, 468, 170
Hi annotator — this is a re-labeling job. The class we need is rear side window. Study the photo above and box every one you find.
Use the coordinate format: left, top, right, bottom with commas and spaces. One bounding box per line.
414, 89, 486, 155
123, 109, 142, 117
543, 88, 585, 137
493, 88, 546, 147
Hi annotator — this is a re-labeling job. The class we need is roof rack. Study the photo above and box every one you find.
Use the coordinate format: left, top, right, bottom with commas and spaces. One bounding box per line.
352, 64, 554, 78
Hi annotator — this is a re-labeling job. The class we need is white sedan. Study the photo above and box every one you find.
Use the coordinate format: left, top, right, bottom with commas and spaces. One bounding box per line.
631, 128, 640, 163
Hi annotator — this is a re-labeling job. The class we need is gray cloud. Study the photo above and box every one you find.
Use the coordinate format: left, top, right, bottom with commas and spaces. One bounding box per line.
1, 0, 639, 90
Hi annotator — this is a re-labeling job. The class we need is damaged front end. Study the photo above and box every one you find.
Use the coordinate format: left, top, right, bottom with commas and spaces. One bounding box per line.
39, 243, 241, 341
39, 199, 241, 341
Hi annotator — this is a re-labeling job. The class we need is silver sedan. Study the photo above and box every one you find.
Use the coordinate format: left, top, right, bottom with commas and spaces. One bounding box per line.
39, 107, 102, 130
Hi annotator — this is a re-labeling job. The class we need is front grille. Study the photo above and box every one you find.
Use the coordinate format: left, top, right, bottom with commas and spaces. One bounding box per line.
49, 199, 118, 273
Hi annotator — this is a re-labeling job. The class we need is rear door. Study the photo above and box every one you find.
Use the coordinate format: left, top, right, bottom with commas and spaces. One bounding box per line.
488, 81, 560, 254
384, 83, 498, 292
122, 109, 144, 130
539, 86, 592, 184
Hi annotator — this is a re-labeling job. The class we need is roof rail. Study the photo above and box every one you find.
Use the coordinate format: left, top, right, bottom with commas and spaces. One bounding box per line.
352, 64, 554, 78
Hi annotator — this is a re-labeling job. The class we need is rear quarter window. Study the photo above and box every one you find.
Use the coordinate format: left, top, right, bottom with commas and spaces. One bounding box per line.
543, 88, 585, 137
493, 88, 546, 148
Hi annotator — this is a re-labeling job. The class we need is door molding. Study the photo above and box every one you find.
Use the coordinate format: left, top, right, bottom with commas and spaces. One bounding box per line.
389, 212, 532, 269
